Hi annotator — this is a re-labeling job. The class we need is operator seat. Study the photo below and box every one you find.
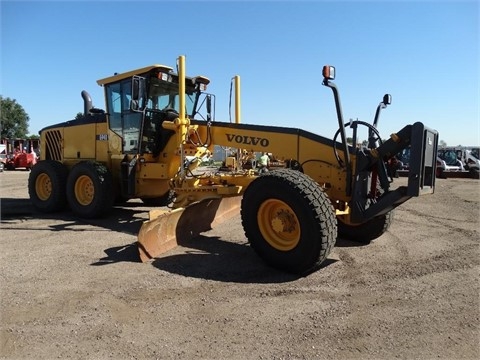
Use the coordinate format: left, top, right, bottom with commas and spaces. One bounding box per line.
150, 109, 177, 157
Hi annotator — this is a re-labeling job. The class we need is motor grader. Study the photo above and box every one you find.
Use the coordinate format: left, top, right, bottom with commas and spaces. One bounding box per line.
28, 55, 438, 274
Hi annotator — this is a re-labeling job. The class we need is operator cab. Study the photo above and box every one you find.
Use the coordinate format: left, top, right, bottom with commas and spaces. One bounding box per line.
97, 65, 212, 156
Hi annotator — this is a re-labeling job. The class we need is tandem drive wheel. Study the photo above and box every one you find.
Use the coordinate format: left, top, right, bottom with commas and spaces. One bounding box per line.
241, 169, 337, 274
66, 161, 114, 218
28, 160, 68, 213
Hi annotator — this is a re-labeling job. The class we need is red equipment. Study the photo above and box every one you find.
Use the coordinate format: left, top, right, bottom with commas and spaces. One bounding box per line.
5, 150, 37, 170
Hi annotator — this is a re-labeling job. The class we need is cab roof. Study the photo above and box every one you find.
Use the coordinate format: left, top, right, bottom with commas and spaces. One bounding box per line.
96, 64, 174, 86
96, 64, 210, 87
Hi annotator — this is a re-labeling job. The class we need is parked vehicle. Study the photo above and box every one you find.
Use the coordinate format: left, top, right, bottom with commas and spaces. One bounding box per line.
461, 148, 479, 172
0, 144, 6, 172
437, 147, 479, 177
436, 149, 464, 178
395, 147, 411, 170
5, 149, 37, 171
382, 146, 475, 179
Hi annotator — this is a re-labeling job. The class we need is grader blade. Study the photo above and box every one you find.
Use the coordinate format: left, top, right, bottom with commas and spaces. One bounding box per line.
137, 196, 242, 262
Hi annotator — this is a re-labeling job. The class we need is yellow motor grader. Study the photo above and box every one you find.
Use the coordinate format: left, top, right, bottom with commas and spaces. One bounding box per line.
28, 56, 438, 274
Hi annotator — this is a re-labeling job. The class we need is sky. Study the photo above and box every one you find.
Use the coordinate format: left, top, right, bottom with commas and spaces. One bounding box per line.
1, 0, 479, 146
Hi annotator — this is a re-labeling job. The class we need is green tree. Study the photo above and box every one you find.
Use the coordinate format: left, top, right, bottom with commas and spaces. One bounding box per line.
0, 96, 30, 138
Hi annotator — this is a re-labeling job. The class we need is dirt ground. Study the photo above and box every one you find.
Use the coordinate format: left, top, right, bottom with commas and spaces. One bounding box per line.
0, 170, 479, 360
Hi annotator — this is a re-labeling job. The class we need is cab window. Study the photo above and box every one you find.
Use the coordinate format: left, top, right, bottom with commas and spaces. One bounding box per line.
105, 79, 142, 153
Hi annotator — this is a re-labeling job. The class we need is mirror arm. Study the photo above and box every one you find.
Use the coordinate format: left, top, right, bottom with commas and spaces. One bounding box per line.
323, 79, 351, 169
370, 94, 391, 149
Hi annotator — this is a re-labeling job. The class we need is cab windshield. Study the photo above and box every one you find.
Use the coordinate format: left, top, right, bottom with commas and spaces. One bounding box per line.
147, 77, 197, 116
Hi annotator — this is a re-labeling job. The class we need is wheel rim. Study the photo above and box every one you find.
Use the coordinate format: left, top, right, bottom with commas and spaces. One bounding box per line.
35, 173, 52, 201
74, 175, 94, 206
257, 199, 300, 251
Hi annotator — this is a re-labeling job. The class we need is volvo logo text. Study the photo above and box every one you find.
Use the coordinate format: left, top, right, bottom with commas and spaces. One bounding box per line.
226, 133, 270, 147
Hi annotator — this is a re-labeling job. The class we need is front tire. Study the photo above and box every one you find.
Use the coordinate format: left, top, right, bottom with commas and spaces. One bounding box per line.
66, 161, 114, 218
28, 160, 68, 212
241, 169, 337, 274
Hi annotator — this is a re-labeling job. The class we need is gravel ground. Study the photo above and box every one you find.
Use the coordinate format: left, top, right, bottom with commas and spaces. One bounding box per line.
0, 170, 479, 360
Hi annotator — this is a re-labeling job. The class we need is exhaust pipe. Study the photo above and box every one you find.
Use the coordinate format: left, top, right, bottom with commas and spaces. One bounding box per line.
81, 90, 93, 116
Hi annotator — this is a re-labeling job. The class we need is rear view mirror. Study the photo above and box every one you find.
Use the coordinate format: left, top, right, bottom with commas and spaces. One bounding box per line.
206, 95, 212, 122
130, 100, 139, 111
206, 94, 212, 114
383, 94, 392, 105
132, 76, 145, 101
131, 76, 146, 112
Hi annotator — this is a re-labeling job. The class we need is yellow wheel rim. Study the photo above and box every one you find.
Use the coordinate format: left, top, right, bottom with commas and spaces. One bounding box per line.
257, 199, 300, 251
35, 173, 52, 201
74, 175, 94, 206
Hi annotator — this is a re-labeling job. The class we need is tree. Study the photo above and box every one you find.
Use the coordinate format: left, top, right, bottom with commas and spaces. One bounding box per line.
439, 139, 447, 148
0, 96, 30, 138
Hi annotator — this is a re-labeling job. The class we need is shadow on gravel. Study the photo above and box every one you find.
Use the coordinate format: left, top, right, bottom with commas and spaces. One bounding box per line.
149, 235, 338, 284
335, 238, 371, 248
1, 197, 146, 236
91, 243, 141, 265
1, 198, 34, 217
93, 234, 338, 283
3, 198, 340, 282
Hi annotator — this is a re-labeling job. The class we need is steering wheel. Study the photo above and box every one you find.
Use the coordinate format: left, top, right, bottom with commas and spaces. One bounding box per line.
332, 120, 384, 167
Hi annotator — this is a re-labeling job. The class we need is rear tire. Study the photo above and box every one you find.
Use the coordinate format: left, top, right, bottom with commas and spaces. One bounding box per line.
66, 161, 114, 218
338, 211, 394, 244
28, 160, 68, 212
241, 169, 337, 274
